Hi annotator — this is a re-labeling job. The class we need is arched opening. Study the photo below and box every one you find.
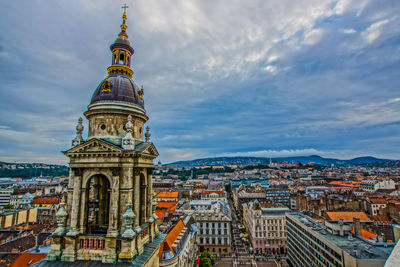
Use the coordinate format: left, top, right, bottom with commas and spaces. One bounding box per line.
86, 175, 111, 235
113, 53, 117, 64
119, 53, 125, 65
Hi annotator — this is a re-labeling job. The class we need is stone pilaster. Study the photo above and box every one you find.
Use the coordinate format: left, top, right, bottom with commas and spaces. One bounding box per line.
109, 171, 120, 237
146, 169, 153, 222
140, 181, 147, 225
79, 183, 87, 234
66, 168, 74, 229
133, 168, 141, 232
67, 169, 82, 236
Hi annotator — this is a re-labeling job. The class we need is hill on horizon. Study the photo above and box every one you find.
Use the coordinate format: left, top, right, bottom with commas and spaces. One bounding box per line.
168, 155, 394, 167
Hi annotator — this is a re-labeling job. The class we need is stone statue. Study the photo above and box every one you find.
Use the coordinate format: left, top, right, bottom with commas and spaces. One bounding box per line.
72, 117, 84, 147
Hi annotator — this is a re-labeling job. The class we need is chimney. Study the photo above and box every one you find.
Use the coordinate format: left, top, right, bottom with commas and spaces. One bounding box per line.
353, 217, 361, 237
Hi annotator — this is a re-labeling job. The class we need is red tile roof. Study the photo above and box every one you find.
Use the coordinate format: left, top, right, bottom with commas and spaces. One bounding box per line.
326, 211, 372, 222
157, 201, 178, 209
11, 253, 47, 267
159, 220, 185, 260
155, 201, 178, 220
155, 210, 166, 219
32, 198, 59, 205
156, 191, 179, 198
328, 181, 360, 188
396, 203, 400, 212
369, 198, 387, 204
369, 215, 392, 223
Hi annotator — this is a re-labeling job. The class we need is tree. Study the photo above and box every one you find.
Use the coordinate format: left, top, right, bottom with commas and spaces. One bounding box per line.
200, 251, 215, 267
3, 204, 13, 209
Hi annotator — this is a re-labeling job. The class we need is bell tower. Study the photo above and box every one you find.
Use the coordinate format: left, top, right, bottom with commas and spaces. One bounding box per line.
45, 5, 165, 266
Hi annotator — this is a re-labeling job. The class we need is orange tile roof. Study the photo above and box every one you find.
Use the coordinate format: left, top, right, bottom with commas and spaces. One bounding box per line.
328, 181, 360, 188
156, 191, 179, 198
352, 227, 378, 240
369, 198, 387, 204
11, 253, 47, 267
32, 198, 60, 205
369, 215, 392, 223
155, 210, 166, 219
159, 220, 185, 260
155, 201, 178, 220
157, 201, 178, 209
396, 203, 400, 212
326, 211, 372, 222
201, 190, 226, 195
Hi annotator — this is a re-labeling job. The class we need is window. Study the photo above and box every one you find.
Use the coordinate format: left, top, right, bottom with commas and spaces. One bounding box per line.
119, 53, 125, 64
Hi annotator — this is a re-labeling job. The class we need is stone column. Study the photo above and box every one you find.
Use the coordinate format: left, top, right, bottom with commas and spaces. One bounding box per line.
109, 171, 120, 237
67, 169, 82, 236
140, 179, 147, 225
66, 168, 74, 229
146, 169, 153, 222
133, 168, 141, 232
79, 183, 87, 234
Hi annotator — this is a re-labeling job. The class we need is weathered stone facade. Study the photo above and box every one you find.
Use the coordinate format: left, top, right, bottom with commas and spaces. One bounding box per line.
38, 7, 165, 266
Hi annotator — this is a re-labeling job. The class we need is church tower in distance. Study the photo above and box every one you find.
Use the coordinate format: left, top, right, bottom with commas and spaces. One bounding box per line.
43, 5, 165, 266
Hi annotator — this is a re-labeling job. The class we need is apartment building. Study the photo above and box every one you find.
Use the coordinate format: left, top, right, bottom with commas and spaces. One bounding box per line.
366, 198, 388, 216
244, 201, 289, 255
200, 190, 227, 203
360, 179, 395, 192
0, 188, 13, 207
286, 212, 393, 267
187, 200, 232, 256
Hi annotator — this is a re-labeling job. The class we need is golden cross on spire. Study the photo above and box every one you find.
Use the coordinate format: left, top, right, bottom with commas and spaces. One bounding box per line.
122, 3, 129, 13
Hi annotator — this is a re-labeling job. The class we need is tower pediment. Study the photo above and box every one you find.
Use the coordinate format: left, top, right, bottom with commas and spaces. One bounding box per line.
134, 142, 159, 158
64, 138, 122, 156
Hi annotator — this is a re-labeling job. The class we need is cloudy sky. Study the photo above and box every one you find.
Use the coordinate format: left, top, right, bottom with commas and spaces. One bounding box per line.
0, 0, 399, 164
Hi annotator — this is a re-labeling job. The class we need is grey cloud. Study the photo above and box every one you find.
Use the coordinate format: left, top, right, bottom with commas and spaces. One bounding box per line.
0, 0, 399, 163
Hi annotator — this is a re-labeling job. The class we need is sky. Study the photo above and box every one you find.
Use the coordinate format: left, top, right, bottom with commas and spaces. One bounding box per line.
0, 0, 400, 164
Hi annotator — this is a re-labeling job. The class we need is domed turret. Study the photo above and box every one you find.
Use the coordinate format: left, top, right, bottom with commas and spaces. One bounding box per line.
84, 6, 148, 145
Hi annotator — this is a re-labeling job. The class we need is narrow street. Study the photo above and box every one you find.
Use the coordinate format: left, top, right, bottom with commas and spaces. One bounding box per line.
215, 190, 278, 267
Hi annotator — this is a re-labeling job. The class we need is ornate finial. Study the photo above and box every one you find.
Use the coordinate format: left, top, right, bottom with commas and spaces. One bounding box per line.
119, 4, 129, 39
122, 3, 129, 14
53, 196, 68, 236
122, 115, 135, 150
72, 117, 84, 147
145, 126, 151, 142
122, 202, 136, 238
138, 85, 144, 100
